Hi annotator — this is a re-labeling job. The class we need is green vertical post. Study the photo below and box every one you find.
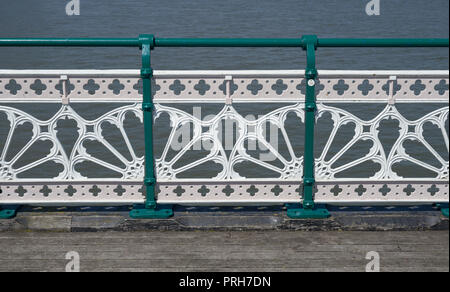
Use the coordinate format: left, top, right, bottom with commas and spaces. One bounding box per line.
287, 35, 330, 219
130, 34, 173, 219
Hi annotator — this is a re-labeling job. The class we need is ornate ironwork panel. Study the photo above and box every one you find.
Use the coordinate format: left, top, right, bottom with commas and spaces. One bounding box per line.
0, 70, 448, 206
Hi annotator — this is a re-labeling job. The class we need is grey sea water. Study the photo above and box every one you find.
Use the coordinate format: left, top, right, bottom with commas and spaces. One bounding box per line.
0, 0, 448, 179
0, 0, 449, 70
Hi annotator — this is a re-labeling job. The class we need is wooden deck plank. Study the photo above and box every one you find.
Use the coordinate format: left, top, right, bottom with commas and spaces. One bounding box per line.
0, 231, 447, 272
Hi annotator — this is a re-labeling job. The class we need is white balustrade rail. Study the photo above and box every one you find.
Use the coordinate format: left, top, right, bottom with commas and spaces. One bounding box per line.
0, 70, 448, 206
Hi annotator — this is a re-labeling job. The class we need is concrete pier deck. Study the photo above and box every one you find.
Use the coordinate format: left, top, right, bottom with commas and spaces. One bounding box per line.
0, 231, 448, 272
1, 206, 448, 232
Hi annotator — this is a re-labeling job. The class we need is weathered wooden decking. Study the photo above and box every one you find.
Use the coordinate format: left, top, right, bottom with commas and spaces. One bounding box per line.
0, 231, 448, 272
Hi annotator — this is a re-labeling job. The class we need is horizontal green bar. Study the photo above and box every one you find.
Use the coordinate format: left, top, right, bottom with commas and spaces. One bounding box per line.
0, 38, 140, 47
155, 38, 303, 47
156, 38, 449, 47
318, 38, 449, 47
0, 37, 448, 48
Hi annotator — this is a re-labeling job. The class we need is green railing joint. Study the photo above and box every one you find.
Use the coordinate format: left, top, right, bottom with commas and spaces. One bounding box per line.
144, 177, 156, 186
130, 34, 173, 219
0, 205, 20, 219
140, 68, 153, 79
287, 35, 330, 219
139, 34, 156, 50
142, 103, 154, 112
301, 35, 318, 49
305, 103, 317, 112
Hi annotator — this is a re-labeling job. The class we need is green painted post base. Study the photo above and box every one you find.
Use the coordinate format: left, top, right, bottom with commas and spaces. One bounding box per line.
0, 205, 19, 219
435, 204, 449, 218
286, 204, 330, 219
129, 204, 173, 219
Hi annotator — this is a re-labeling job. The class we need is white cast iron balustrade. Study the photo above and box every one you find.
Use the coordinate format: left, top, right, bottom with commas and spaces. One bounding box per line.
0, 70, 448, 206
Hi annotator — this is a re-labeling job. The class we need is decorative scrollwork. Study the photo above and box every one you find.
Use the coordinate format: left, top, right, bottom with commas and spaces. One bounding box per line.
1, 102, 448, 182
316, 104, 449, 180
155, 103, 305, 180
0, 104, 143, 180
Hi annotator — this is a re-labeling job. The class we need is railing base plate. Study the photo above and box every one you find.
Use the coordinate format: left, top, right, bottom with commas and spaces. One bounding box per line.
129, 205, 173, 219
286, 205, 330, 219
435, 204, 449, 218
0, 205, 20, 219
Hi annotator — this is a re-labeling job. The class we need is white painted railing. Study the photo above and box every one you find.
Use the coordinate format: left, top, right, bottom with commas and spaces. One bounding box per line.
0, 70, 448, 206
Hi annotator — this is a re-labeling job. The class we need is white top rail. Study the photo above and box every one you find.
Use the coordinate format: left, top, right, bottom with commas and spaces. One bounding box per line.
0, 70, 448, 103
1, 69, 448, 77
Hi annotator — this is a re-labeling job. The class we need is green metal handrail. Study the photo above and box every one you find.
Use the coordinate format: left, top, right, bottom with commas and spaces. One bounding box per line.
0, 36, 448, 220
0, 37, 448, 47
